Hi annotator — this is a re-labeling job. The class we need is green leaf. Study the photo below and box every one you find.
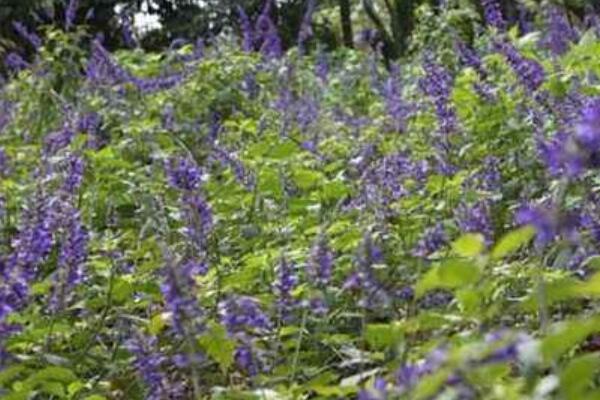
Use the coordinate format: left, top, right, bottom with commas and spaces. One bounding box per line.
452, 233, 485, 257
148, 313, 167, 335
491, 226, 535, 259
198, 321, 236, 374
541, 318, 600, 364
560, 353, 600, 399
268, 141, 299, 160
365, 323, 404, 350
415, 259, 480, 297
292, 169, 323, 190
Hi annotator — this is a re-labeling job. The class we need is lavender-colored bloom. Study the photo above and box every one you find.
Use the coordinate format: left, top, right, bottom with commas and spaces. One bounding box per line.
296, 96, 319, 131
84, 7, 95, 21
234, 345, 259, 376
494, 41, 545, 92
219, 295, 272, 334
63, 154, 85, 193
181, 193, 213, 251
481, 0, 506, 30
273, 257, 298, 320
65, 0, 78, 30
297, 0, 316, 53
5, 53, 29, 72
165, 156, 202, 191
343, 234, 390, 309
12, 22, 42, 49
455, 40, 494, 100
210, 146, 256, 190
315, 50, 329, 83
49, 205, 88, 312
44, 123, 75, 155
381, 65, 411, 132
482, 330, 533, 364
161, 257, 205, 336
541, 5, 576, 56
456, 201, 494, 243
76, 112, 102, 135
515, 204, 580, 247
575, 98, 600, 152
255, 1, 282, 58
357, 378, 388, 400
395, 347, 447, 391
126, 334, 183, 400
419, 55, 457, 135
238, 6, 254, 52
120, 13, 138, 48
307, 234, 334, 286
412, 223, 447, 258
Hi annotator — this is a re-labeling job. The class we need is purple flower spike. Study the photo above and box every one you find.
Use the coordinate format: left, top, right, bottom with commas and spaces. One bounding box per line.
165, 156, 202, 191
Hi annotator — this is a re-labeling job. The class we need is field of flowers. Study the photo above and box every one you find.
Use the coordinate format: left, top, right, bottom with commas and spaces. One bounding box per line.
2, 1, 600, 399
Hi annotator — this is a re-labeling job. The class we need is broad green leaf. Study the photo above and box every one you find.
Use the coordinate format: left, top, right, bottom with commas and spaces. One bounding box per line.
415, 259, 480, 297
491, 226, 535, 259
292, 169, 323, 190
560, 353, 600, 399
365, 323, 404, 350
452, 233, 485, 257
199, 321, 236, 374
541, 318, 600, 363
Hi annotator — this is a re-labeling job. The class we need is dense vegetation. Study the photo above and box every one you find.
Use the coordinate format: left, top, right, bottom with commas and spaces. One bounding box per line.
3, 0, 600, 399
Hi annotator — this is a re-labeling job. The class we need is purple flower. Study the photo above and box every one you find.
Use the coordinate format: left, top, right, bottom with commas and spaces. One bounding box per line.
273, 257, 298, 320
5, 53, 29, 72
494, 41, 545, 93
238, 6, 254, 52
419, 55, 457, 135
456, 201, 494, 243
49, 205, 88, 312
395, 347, 447, 391
161, 256, 205, 336
255, 0, 282, 58
381, 65, 412, 132
12, 22, 42, 49
358, 378, 388, 400
541, 5, 576, 56
575, 98, 600, 152
307, 234, 334, 287
219, 295, 272, 334
481, 0, 506, 30
315, 50, 329, 83
165, 156, 202, 191
63, 155, 85, 193
515, 203, 580, 247
65, 0, 78, 30
297, 0, 316, 53
412, 223, 447, 258
126, 333, 184, 400
343, 234, 390, 309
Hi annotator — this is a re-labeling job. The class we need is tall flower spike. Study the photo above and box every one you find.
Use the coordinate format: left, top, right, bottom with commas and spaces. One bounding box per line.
165, 156, 202, 191
420, 54, 457, 135
297, 0, 316, 53
126, 333, 184, 400
307, 234, 334, 287
65, 0, 79, 30
541, 5, 576, 56
238, 6, 254, 53
12, 22, 42, 49
412, 223, 447, 258
481, 0, 506, 31
494, 41, 545, 93
49, 205, 88, 312
273, 256, 298, 320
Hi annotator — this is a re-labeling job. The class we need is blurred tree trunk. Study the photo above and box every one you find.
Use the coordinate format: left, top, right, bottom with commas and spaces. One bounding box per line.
339, 0, 354, 48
